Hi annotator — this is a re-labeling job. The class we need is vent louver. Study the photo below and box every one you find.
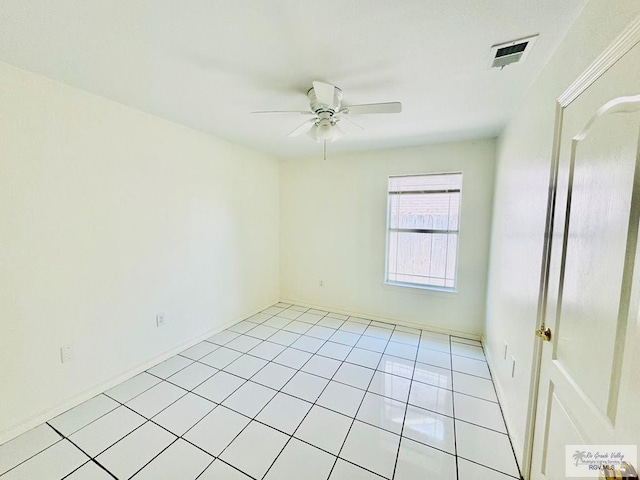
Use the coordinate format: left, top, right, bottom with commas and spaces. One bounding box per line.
489, 35, 538, 69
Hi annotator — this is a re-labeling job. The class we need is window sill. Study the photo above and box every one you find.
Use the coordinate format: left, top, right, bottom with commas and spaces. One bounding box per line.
384, 280, 458, 294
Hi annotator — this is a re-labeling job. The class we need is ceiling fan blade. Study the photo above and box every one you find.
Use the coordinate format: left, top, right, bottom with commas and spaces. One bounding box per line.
252, 110, 314, 115
342, 102, 402, 114
287, 119, 316, 137
337, 115, 364, 131
312, 81, 336, 107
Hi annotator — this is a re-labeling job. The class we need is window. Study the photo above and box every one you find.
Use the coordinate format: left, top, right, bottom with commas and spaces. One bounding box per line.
385, 172, 462, 290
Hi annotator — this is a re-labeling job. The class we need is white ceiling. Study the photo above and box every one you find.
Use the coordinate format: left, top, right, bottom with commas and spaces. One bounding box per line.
0, 0, 587, 158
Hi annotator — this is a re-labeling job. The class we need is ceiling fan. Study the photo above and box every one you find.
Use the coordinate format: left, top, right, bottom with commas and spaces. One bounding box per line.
252, 81, 402, 144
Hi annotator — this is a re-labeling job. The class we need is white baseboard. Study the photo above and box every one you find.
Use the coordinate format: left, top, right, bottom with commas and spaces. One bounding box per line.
484, 343, 524, 478
279, 298, 481, 340
0, 300, 278, 445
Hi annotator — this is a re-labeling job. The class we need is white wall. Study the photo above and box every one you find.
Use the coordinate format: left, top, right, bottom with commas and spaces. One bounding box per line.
280, 139, 496, 335
0, 63, 280, 440
485, 0, 640, 466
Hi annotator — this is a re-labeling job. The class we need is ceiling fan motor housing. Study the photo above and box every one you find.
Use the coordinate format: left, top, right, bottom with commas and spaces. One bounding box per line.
307, 85, 343, 114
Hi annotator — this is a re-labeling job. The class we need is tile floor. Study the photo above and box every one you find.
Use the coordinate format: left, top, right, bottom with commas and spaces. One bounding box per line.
0, 303, 522, 480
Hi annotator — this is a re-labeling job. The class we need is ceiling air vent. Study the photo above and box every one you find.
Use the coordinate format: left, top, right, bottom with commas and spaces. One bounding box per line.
489, 35, 538, 69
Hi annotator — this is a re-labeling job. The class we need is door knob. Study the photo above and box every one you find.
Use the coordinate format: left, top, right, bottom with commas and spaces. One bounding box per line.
535, 326, 552, 342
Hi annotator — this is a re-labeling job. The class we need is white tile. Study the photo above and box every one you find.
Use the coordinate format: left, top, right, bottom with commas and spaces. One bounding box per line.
277, 308, 303, 319
96, 422, 175, 480
283, 320, 312, 334
147, 355, 193, 379
416, 348, 451, 369
413, 362, 452, 390
302, 355, 342, 379
105, 372, 160, 403
455, 420, 520, 478
356, 336, 388, 353
384, 341, 418, 361
403, 404, 455, 454
289, 304, 310, 312
132, 438, 212, 480
248, 341, 286, 361
317, 316, 345, 329
334, 363, 375, 390
457, 458, 518, 480
329, 459, 382, 480
223, 354, 268, 379
317, 341, 352, 361
246, 312, 272, 324
70, 406, 145, 457
274, 347, 312, 369
356, 392, 406, 435
220, 421, 289, 479
199, 460, 252, 480
193, 371, 245, 403
363, 326, 393, 341
222, 381, 277, 418
0, 440, 88, 480
339, 321, 368, 335
269, 330, 301, 346
408, 382, 453, 416
395, 325, 421, 335
65, 461, 112, 480
390, 331, 420, 346
330, 330, 361, 347
327, 312, 349, 320
229, 320, 258, 334
348, 317, 372, 325
183, 406, 250, 456
297, 312, 324, 324
180, 341, 219, 361
452, 356, 491, 379
346, 348, 383, 369
340, 421, 400, 479
126, 381, 187, 418
370, 321, 395, 330
152, 392, 216, 436
256, 392, 312, 435
199, 346, 243, 369
291, 335, 325, 353
419, 333, 451, 354
451, 342, 485, 360
454, 393, 506, 432
367, 371, 411, 403
394, 437, 457, 480
263, 316, 292, 329
225, 335, 263, 353
265, 438, 335, 480
295, 406, 352, 455
251, 362, 297, 390
308, 309, 329, 316
306, 324, 336, 340
452, 371, 497, 402
167, 362, 217, 391
317, 381, 366, 417
282, 371, 329, 402
0, 424, 61, 476
263, 306, 286, 315
206, 330, 240, 346
452, 336, 482, 346
377, 354, 415, 379
49, 394, 118, 436
245, 324, 279, 340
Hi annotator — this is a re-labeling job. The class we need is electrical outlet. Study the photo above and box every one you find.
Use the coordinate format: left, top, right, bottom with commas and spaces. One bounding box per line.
319, 280, 324, 287
156, 313, 166, 327
503, 341, 508, 360
511, 356, 516, 378
60, 344, 74, 363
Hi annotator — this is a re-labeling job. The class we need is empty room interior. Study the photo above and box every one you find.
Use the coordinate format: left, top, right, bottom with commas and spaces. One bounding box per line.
2, 1, 640, 479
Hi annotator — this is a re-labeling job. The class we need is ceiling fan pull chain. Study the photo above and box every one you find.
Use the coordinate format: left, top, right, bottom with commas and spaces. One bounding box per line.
323, 140, 327, 161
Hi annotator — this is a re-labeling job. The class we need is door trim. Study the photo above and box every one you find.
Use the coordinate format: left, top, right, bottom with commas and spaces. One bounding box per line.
522, 13, 640, 480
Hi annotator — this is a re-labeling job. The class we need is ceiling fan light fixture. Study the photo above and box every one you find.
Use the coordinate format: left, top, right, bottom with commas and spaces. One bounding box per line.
315, 119, 334, 140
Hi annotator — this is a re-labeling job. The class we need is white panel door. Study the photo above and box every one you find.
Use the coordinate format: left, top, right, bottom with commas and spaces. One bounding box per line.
530, 18, 640, 480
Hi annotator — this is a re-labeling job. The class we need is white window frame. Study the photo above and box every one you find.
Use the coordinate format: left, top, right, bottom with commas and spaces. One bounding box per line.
384, 172, 462, 292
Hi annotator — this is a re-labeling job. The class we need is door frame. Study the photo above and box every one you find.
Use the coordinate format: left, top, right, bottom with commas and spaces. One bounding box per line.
522, 14, 640, 480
